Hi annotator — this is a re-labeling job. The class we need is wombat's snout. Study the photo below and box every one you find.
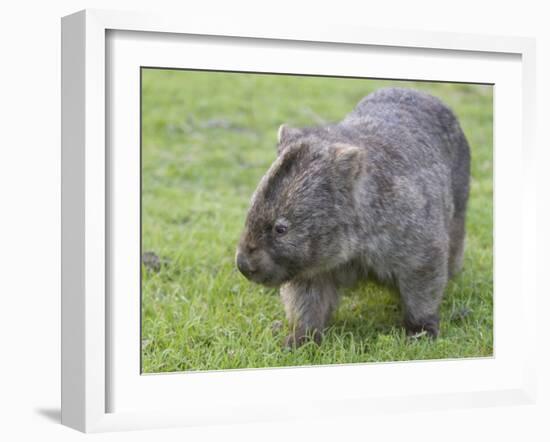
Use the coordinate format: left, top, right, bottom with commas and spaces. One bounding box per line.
235, 250, 257, 280
235, 245, 285, 287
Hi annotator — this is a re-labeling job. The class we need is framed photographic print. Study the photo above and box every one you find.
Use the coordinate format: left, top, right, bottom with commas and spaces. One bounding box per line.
61, 9, 537, 432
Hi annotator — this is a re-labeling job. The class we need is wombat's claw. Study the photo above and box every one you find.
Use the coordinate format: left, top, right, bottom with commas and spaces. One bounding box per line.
404, 315, 439, 339
283, 330, 322, 349
408, 330, 428, 339
283, 334, 297, 349
283, 334, 303, 349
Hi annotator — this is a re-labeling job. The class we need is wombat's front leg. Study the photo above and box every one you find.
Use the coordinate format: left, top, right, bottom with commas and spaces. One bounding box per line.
279, 277, 340, 348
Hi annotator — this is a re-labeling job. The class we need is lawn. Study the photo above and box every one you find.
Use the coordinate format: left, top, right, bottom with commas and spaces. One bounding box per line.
141, 69, 493, 373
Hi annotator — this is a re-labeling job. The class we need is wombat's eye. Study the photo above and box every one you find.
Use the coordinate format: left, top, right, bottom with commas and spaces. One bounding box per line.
274, 223, 288, 235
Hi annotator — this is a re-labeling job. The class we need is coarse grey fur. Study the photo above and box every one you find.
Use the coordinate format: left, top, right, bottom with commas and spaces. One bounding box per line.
236, 87, 471, 347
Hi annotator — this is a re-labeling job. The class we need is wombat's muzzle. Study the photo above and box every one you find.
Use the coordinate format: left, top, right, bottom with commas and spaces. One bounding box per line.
236, 251, 257, 280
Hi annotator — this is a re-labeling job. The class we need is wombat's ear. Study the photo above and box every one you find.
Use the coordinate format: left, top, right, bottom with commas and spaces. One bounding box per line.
332, 143, 366, 181
277, 124, 302, 155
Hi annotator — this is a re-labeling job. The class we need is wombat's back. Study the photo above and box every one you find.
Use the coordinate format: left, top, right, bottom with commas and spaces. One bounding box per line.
345, 87, 470, 217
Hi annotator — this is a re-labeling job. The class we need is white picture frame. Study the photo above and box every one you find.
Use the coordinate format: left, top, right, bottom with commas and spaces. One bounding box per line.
61, 9, 537, 433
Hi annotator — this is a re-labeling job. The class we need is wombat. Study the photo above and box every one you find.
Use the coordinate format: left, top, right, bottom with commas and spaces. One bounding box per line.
236, 87, 470, 347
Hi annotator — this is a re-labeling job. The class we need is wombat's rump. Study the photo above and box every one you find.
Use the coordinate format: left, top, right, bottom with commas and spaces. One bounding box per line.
236, 88, 470, 347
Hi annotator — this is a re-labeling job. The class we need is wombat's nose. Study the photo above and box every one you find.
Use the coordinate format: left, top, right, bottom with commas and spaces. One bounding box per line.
236, 252, 257, 278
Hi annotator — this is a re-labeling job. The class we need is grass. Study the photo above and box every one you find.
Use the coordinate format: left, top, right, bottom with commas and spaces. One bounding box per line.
141, 69, 493, 373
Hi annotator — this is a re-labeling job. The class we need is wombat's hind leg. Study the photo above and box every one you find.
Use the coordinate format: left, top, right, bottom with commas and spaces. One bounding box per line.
280, 277, 340, 348
397, 259, 448, 338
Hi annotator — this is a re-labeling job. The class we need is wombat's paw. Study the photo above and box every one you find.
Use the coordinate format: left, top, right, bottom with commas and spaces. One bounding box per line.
283, 329, 322, 349
404, 315, 440, 339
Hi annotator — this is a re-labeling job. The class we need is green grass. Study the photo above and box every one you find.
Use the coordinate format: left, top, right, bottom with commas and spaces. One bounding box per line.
141, 69, 493, 373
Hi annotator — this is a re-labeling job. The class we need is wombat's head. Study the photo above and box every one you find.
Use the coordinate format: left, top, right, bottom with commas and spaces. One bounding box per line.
235, 124, 366, 287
